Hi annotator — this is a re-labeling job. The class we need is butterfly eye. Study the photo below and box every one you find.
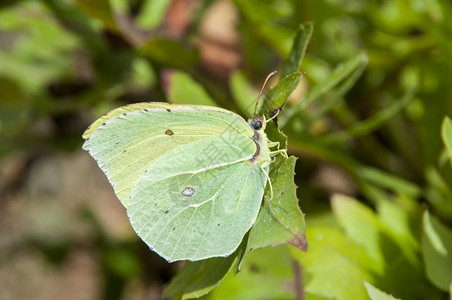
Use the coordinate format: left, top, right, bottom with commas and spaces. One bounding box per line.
250, 117, 263, 130
181, 186, 195, 197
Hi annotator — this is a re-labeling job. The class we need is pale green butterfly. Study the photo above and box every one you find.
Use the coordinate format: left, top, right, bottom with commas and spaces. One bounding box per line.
82, 72, 285, 262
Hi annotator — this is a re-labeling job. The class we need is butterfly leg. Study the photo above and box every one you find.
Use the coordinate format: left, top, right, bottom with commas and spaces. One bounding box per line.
270, 149, 288, 158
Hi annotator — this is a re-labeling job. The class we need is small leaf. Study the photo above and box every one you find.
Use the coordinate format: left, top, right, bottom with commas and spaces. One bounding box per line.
422, 211, 452, 291
167, 71, 217, 106
364, 281, 400, 300
442, 116, 452, 163
281, 22, 313, 78
163, 254, 237, 299
258, 72, 302, 116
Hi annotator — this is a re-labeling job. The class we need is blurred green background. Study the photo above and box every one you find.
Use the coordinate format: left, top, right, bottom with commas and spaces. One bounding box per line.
0, 0, 451, 299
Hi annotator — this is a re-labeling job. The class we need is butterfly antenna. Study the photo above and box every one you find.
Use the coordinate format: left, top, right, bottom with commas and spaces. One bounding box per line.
254, 71, 278, 117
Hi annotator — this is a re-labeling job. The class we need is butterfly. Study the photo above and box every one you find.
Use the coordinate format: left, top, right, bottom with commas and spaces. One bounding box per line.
82, 72, 285, 262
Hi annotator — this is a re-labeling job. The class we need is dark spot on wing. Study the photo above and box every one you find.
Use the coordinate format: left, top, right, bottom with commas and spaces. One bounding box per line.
166, 108, 171, 112
165, 129, 174, 136
164, 210, 169, 214
181, 187, 195, 196
217, 223, 220, 226
123, 149, 127, 153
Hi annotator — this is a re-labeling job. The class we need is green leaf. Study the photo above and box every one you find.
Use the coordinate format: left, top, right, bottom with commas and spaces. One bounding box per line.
442, 116, 452, 163
258, 72, 302, 116
140, 38, 199, 69
136, 0, 171, 29
376, 199, 419, 264
425, 166, 452, 218
331, 194, 383, 272
364, 281, 400, 300
290, 225, 373, 300
209, 246, 295, 299
358, 166, 421, 198
76, 0, 117, 31
243, 156, 306, 260
281, 22, 313, 78
163, 254, 237, 299
167, 71, 217, 106
422, 211, 452, 291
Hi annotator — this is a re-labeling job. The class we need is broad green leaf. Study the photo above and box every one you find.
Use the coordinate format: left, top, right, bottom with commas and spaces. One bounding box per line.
163, 254, 237, 299
364, 281, 400, 300
209, 246, 295, 299
258, 72, 302, 116
331, 194, 383, 273
281, 22, 313, 78
167, 71, 217, 106
140, 38, 199, 69
376, 199, 419, 265
291, 225, 373, 300
245, 156, 306, 253
442, 116, 452, 163
422, 211, 452, 291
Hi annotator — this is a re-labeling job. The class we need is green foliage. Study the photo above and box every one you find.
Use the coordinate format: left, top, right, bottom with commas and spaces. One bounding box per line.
167, 71, 217, 106
422, 211, 452, 291
364, 281, 399, 300
1, 0, 452, 299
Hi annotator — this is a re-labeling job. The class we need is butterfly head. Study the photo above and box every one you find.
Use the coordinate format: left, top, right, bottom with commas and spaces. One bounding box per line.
250, 114, 266, 131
